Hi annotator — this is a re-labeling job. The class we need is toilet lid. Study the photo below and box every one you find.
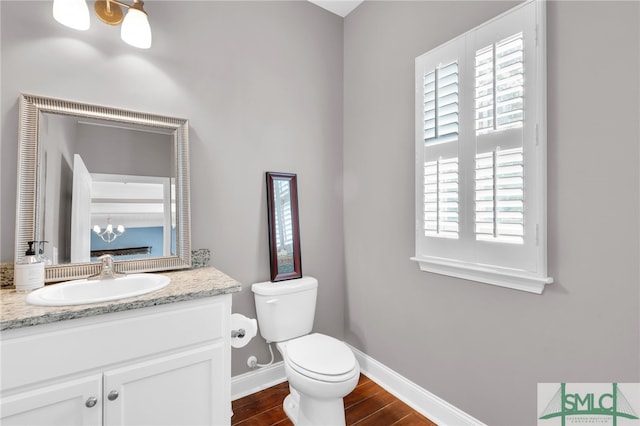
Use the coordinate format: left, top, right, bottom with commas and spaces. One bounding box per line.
286, 333, 356, 377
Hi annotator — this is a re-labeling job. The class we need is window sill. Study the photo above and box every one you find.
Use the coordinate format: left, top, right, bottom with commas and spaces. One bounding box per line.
410, 256, 553, 294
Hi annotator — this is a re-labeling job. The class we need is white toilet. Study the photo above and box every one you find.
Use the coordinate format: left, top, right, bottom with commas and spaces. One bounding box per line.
252, 277, 360, 426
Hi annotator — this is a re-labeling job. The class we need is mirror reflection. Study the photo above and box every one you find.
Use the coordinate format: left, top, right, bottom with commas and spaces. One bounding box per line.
88, 173, 175, 261
39, 114, 175, 264
266, 172, 302, 281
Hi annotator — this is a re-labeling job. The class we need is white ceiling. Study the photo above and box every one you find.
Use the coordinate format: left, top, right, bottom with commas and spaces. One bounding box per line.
308, 0, 364, 17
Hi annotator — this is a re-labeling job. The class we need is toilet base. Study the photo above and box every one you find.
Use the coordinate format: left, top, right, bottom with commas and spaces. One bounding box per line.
282, 385, 347, 426
283, 391, 299, 423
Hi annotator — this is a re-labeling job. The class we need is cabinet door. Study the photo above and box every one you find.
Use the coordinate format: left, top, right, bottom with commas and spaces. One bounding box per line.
103, 343, 227, 426
0, 375, 102, 426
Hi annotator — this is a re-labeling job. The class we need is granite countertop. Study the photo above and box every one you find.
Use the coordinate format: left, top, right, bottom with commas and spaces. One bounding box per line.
0, 267, 242, 331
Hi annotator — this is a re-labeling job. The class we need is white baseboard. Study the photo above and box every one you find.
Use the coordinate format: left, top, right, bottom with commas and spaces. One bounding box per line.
348, 345, 486, 426
230, 345, 485, 426
231, 361, 286, 401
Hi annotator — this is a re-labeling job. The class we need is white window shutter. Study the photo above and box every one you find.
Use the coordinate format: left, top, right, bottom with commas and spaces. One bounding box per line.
424, 62, 459, 145
422, 60, 460, 239
475, 146, 524, 243
495, 33, 524, 131
473, 32, 526, 244
414, 0, 551, 293
475, 33, 524, 135
424, 157, 459, 238
475, 45, 494, 133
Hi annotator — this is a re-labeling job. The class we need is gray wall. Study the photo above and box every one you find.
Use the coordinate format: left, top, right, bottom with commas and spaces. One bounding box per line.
76, 123, 174, 177
343, 1, 640, 425
0, 1, 344, 373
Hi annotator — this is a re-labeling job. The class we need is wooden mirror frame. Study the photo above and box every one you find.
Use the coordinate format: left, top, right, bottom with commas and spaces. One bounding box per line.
266, 172, 302, 282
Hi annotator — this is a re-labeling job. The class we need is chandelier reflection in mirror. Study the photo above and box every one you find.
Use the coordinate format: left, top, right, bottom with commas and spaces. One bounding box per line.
93, 219, 125, 243
52, 0, 152, 49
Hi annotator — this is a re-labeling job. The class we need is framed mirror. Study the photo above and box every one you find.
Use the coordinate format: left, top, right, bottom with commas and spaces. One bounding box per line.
266, 172, 302, 282
15, 94, 191, 282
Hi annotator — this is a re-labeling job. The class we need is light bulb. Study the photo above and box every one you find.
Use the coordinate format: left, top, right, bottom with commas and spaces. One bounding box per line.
53, 0, 90, 31
121, 8, 152, 49
93, 225, 101, 234
106, 224, 113, 233
117, 225, 125, 233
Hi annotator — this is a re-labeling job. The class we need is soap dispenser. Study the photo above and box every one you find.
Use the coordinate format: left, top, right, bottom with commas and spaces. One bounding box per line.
14, 241, 45, 292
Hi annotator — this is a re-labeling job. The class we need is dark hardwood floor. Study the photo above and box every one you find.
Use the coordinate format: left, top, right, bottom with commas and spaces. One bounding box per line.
231, 374, 437, 426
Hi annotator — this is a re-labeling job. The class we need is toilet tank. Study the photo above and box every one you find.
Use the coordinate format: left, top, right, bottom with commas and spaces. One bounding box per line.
252, 277, 318, 342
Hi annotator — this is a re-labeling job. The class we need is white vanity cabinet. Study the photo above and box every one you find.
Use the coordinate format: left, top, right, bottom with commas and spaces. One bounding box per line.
0, 295, 232, 426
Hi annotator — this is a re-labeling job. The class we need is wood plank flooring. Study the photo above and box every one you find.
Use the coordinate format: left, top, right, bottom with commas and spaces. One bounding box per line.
231, 374, 437, 426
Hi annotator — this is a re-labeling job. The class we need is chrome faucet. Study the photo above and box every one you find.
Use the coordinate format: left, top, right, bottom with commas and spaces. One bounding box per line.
96, 254, 116, 279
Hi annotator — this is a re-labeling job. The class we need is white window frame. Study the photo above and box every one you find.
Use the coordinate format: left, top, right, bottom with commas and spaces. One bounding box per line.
411, 0, 553, 294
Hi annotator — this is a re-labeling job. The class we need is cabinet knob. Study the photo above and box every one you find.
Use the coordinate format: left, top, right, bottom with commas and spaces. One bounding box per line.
85, 397, 98, 408
108, 390, 119, 401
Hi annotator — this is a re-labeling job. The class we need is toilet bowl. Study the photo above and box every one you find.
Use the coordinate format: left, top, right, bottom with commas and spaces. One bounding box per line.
277, 334, 360, 426
252, 278, 360, 426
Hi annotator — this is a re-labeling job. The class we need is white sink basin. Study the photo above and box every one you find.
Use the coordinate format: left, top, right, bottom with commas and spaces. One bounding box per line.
26, 274, 171, 306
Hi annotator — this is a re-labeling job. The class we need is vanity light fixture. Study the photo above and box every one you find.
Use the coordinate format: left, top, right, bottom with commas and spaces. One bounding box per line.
52, 0, 152, 49
93, 219, 125, 243
53, 0, 90, 30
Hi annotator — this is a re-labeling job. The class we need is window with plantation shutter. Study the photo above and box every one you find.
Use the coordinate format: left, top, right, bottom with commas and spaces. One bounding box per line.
413, 0, 552, 294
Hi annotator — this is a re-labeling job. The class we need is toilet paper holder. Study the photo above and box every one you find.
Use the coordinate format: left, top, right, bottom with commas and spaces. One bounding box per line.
231, 329, 246, 339
230, 313, 257, 348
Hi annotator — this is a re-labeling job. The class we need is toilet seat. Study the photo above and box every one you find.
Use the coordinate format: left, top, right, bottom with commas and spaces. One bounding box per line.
284, 333, 358, 383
